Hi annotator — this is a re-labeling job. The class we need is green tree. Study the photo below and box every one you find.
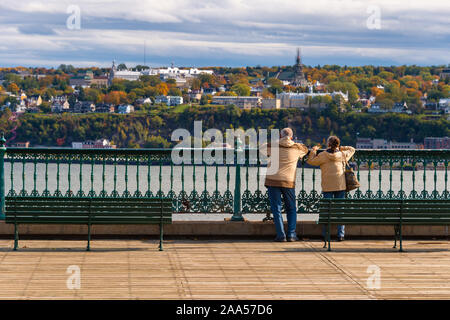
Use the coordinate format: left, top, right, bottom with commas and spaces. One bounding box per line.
230, 83, 250, 96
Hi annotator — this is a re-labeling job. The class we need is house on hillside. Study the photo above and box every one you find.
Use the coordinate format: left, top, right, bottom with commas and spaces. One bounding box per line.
73, 101, 95, 113
117, 104, 134, 114
440, 68, 450, 79
135, 97, 152, 105
96, 103, 115, 113
154, 96, 183, 106
51, 100, 70, 113
367, 104, 388, 113
26, 95, 42, 107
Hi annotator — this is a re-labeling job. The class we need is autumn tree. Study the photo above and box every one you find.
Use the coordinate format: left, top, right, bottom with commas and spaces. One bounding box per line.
104, 91, 127, 105
156, 83, 169, 96
7, 83, 19, 93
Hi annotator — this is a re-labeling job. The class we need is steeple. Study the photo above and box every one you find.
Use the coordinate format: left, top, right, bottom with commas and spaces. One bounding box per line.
108, 60, 116, 86
291, 48, 308, 87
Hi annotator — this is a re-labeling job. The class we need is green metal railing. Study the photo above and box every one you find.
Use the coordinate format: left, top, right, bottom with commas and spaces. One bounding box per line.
0, 135, 449, 220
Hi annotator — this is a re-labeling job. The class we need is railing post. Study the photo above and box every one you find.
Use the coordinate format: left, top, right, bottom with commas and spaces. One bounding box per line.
0, 133, 6, 220
231, 137, 244, 221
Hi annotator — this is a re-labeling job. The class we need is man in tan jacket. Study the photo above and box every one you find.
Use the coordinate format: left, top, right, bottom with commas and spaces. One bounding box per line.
260, 128, 308, 242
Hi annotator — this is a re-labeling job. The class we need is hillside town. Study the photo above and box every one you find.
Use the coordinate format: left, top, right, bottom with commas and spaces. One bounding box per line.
1, 50, 449, 116
0, 50, 449, 149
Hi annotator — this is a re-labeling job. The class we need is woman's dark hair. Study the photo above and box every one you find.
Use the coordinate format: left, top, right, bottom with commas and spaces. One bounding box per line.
327, 136, 340, 153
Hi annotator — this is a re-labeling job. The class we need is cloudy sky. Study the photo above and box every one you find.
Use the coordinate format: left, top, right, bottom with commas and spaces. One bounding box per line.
0, 0, 449, 68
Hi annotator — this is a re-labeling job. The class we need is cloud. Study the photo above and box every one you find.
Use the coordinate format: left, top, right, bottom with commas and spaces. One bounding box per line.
0, 0, 448, 67
18, 24, 56, 35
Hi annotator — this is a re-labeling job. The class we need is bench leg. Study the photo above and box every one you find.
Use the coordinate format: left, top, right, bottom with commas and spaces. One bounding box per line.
393, 225, 399, 248
87, 223, 91, 251
399, 225, 403, 252
327, 223, 331, 252
159, 223, 163, 251
13, 223, 18, 251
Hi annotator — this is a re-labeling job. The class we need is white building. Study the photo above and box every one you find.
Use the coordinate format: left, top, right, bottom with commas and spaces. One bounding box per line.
51, 101, 70, 113
261, 98, 281, 109
188, 90, 202, 101
368, 104, 388, 113
135, 97, 152, 105
439, 98, 450, 109
112, 70, 142, 82
368, 102, 412, 114
154, 96, 183, 106
15, 104, 27, 113
108, 61, 214, 85
212, 96, 261, 109
117, 104, 134, 114
72, 139, 116, 149
276, 91, 348, 109
155, 67, 213, 76
356, 138, 419, 149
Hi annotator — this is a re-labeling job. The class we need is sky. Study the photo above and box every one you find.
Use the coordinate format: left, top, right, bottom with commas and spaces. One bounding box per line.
0, 0, 449, 68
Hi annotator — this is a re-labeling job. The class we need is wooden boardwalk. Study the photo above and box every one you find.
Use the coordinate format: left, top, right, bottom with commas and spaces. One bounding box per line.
0, 239, 449, 299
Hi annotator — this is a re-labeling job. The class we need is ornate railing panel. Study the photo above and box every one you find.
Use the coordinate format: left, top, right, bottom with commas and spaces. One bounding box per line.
240, 149, 450, 216
0, 138, 449, 219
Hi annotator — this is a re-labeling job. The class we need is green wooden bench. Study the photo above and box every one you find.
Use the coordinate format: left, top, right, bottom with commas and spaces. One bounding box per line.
5, 196, 173, 251
318, 199, 450, 252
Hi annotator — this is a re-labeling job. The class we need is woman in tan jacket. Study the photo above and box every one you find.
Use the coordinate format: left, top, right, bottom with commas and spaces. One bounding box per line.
307, 136, 355, 245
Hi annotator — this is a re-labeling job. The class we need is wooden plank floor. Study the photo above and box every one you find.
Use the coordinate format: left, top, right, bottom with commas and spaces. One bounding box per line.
0, 239, 448, 299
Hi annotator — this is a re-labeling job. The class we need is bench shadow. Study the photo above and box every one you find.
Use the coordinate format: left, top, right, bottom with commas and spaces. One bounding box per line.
272, 247, 448, 253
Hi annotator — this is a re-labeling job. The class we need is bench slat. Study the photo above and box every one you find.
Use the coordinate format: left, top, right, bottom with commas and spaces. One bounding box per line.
6, 200, 173, 206
318, 204, 450, 210
6, 213, 172, 218
6, 219, 172, 225
319, 208, 448, 214
318, 220, 450, 225
5, 216, 172, 221
320, 199, 450, 203
6, 208, 173, 214
319, 214, 450, 218
5, 197, 173, 225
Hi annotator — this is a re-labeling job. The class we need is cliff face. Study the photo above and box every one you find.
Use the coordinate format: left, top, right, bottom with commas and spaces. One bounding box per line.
5, 106, 450, 148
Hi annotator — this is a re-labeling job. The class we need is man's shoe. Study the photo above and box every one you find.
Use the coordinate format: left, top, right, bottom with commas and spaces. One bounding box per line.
287, 236, 299, 242
274, 237, 286, 242
338, 237, 344, 242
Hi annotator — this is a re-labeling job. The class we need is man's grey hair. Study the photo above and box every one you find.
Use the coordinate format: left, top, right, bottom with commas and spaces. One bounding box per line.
280, 127, 293, 138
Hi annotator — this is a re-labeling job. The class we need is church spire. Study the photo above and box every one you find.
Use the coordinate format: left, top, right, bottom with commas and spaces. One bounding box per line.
291, 48, 307, 87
